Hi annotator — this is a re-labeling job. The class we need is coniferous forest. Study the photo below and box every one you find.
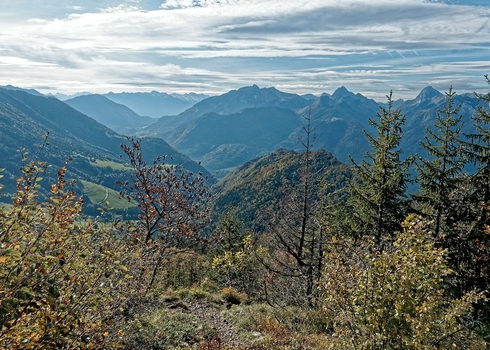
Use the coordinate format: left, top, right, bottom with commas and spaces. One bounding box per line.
2, 79, 490, 349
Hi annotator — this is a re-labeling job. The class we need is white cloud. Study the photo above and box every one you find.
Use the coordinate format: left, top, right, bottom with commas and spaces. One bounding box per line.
0, 0, 489, 97
0, 56, 57, 67
160, 0, 198, 9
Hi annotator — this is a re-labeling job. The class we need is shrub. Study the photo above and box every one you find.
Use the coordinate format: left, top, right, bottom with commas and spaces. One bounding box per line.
0, 159, 132, 348
320, 214, 487, 349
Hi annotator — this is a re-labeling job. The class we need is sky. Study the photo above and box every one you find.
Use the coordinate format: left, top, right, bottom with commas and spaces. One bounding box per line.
0, 0, 490, 100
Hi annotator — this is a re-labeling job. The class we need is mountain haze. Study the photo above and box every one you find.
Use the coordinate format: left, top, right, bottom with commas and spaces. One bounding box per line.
65, 94, 155, 134
174, 85, 309, 123
141, 85, 310, 140
104, 91, 209, 118
143, 85, 381, 175
0, 88, 210, 207
0, 85, 44, 97
278, 87, 380, 162
165, 106, 302, 174
3, 83, 484, 190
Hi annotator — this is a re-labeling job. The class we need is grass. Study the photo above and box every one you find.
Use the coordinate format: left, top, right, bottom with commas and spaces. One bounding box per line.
89, 159, 132, 171
80, 180, 136, 209
222, 303, 332, 349
123, 308, 216, 349
0, 202, 13, 210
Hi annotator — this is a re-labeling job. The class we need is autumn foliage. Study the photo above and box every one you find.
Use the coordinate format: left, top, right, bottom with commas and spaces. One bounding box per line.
0, 157, 131, 348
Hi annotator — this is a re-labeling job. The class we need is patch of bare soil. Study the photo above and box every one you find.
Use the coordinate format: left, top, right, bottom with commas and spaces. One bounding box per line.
165, 299, 243, 348
186, 301, 243, 348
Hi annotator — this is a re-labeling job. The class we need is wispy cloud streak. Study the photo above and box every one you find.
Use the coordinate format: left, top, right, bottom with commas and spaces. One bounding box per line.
0, 0, 489, 98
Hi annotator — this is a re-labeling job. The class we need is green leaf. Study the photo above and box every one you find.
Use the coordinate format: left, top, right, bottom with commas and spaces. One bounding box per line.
49, 285, 60, 298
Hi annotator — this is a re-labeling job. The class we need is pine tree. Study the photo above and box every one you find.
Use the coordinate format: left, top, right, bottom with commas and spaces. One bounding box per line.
467, 77, 490, 211
348, 91, 411, 244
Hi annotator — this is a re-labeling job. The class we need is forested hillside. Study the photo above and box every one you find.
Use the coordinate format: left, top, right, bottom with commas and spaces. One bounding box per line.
1, 82, 490, 349
211, 148, 351, 232
0, 88, 210, 217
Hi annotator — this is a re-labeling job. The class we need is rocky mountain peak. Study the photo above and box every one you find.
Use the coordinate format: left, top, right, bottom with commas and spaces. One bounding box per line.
331, 86, 353, 100
415, 86, 442, 103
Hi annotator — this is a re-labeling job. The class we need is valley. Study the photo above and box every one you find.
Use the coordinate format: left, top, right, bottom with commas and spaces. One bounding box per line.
1, 81, 490, 349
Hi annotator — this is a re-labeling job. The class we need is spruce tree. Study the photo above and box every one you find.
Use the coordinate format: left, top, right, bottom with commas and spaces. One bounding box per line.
467, 77, 490, 211
461, 76, 490, 295
414, 87, 477, 299
348, 91, 411, 244
415, 87, 467, 239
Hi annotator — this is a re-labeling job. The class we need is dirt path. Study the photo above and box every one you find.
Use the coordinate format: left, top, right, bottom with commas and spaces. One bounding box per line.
95, 188, 109, 205
186, 301, 243, 348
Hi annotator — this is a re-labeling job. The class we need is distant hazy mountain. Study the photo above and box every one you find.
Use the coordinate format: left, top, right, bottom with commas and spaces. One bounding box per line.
3, 83, 482, 193
65, 94, 155, 134
170, 92, 208, 105
211, 148, 352, 231
137, 86, 383, 175
301, 93, 318, 101
140, 85, 310, 143
0, 88, 210, 202
398, 86, 480, 158
141, 85, 485, 177
0, 85, 44, 96
104, 91, 209, 118
165, 106, 302, 175
278, 87, 380, 163
172, 85, 309, 125
53, 92, 91, 101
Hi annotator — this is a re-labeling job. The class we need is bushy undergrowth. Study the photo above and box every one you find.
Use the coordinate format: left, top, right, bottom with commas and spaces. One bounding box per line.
123, 308, 216, 349
223, 303, 331, 349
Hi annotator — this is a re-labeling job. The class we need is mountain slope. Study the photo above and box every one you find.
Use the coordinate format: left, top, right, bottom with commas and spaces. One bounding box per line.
165, 106, 302, 174
141, 85, 310, 141
175, 85, 309, 123
211, 149, 352, 232
139, 85, 485, 178
0, 85, 44, 96
104, 91, 209, 118
399, 86, 480, 159
278, 87, 380, 163
0, 88, 210, 205
65, 94, 155, 134
137, 86, 386, 174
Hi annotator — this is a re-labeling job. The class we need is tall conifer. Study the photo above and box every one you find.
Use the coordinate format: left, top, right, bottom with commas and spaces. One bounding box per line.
461, 77, 490, 295
348, 91, 410, 244
414, 88, 473, 298
415, 87, 467, 239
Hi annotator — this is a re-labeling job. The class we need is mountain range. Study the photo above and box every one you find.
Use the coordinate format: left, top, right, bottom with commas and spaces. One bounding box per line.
131, 84, 482, 177
64, 94, 155, 134
103, 91, 209, 118
2, 83, 485, 195
0, 87, 210, 215
54, 90, 209, 117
